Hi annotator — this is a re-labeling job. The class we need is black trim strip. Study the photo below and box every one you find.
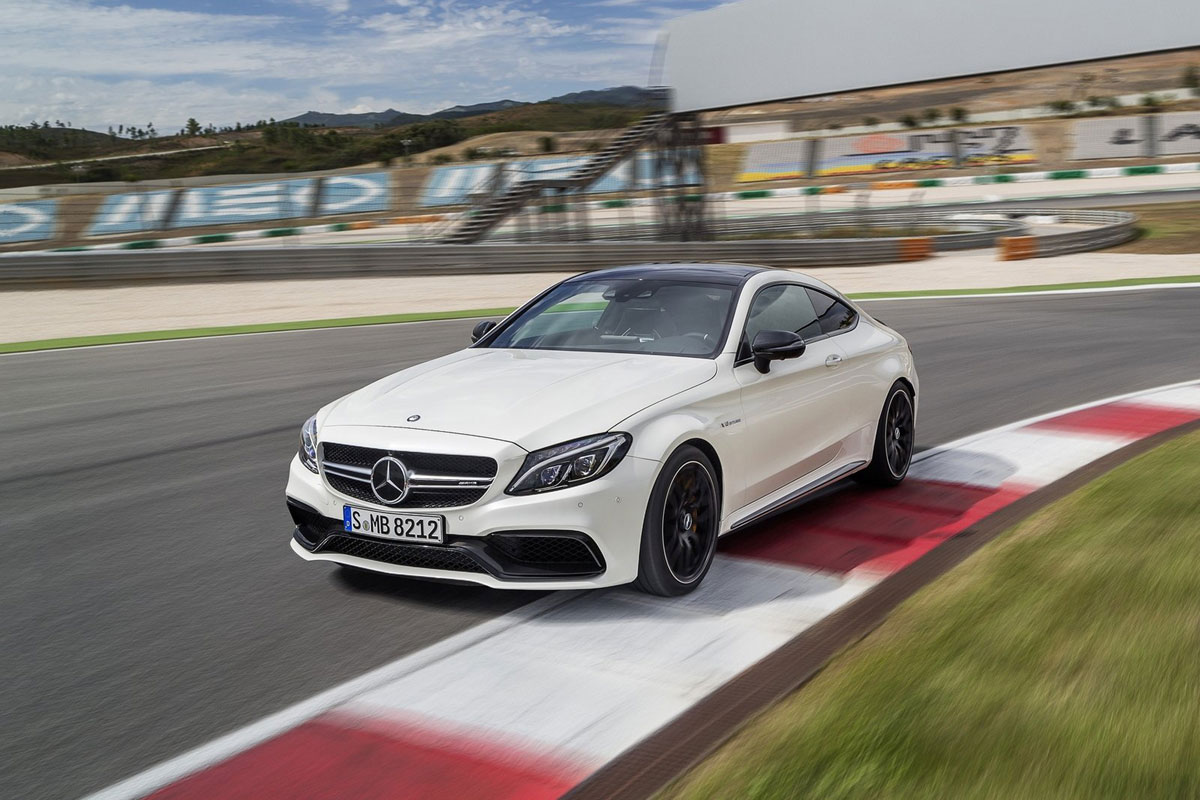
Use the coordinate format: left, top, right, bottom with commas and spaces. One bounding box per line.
729, 460, 867, 531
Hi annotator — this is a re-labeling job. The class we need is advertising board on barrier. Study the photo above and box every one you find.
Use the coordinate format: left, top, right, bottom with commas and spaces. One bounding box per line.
86, 190, 177, 237
1070, 116, 1148, 160
816, 126, 1037, 176
319, 172, 390, 215
737, 140, 809, 182
1157, 112, 1200, 157
171, 178, 317, 229
0, 200, 58, 245
1071, 113, 1200, 160
80, 172, 392, 237
419, 152, 700, 207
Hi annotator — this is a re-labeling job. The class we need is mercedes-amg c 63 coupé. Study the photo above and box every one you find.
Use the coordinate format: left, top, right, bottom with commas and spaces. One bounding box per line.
286, 263, 917, 595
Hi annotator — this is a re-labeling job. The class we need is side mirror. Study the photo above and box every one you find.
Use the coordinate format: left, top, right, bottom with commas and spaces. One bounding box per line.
751, 330, 806, 374
471, 320, 497, 343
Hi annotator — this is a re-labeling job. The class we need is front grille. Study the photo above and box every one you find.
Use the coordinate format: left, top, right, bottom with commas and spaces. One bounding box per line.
320, 442, 497, 509
317, 534, 485, 573
489, 533, 600, 567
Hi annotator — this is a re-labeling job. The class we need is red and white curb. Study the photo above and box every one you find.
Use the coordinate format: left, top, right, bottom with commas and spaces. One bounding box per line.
85, 379, 1200, 800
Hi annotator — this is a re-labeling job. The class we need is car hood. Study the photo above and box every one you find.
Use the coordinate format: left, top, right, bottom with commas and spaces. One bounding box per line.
322, 348, 717, 450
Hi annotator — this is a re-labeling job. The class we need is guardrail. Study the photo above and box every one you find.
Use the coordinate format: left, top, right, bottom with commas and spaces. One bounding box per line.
997, 209, 1138, 260
708, 211, 1027, 252
0, 208, 1135, 286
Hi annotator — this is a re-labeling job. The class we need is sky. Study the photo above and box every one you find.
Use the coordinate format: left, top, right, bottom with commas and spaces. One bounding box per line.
1, 0, 725, 132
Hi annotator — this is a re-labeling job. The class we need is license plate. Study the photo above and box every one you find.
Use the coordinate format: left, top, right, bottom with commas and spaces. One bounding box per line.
343, 505, 445, 544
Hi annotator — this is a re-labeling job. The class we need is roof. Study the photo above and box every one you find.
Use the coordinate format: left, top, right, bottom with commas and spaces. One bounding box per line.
567, 263, 770, 285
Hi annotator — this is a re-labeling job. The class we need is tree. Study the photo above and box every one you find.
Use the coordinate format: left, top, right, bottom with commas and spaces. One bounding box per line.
899, 114, 919, 129
951, 107, 968, 123
923, 108, 942, 125
1183, 65, 1199, 97
863, 117, 880, 127
185, 118, 201, 136
538, 135, 557, 153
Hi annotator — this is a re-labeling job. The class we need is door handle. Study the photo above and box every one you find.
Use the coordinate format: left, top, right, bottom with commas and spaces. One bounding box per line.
825, 354, 843, 367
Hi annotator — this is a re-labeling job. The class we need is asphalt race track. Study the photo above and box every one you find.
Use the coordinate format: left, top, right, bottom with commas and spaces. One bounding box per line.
2, 288, 1198, 800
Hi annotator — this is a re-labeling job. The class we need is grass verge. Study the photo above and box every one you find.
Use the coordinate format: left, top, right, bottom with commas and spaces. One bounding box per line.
848, 274, 1200, 299
0, 307, 516, 354
3, 275, 1198, 354
1100, 201, 1200, 255
657, 429, 1200, 800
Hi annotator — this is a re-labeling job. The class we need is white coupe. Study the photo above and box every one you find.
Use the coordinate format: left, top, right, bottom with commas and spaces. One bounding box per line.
286, 263, 917, 595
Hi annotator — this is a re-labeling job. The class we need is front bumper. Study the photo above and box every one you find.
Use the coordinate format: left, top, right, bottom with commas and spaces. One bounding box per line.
285, 443, 658, 590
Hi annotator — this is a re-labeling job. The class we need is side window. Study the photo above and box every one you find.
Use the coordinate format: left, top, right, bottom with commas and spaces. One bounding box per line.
806, 289, 858, 335
743, 284, 822, 351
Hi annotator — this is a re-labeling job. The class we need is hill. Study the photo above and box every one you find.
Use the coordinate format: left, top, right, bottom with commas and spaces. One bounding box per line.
285, 109, 425, 128
431, 100, 526, 120
279, 86, 665, 129
544, 86, 663, 107
0, 124, 176, 161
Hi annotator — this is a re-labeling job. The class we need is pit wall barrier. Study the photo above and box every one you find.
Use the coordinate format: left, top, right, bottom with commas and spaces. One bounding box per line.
0, 209, 1135, 286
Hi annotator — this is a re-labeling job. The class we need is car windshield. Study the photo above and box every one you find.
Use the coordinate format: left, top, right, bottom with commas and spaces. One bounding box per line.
485, 278, 737, 357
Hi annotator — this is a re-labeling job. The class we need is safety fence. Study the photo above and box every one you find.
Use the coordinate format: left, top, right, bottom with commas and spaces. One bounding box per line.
422, 152, 700, 208
0, 208, 1134, 286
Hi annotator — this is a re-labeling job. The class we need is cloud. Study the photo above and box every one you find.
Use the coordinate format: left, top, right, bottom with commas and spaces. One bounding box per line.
0, 0, 725, 130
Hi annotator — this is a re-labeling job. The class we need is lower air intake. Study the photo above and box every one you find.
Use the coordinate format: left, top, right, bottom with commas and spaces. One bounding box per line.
317, 535, 485, 573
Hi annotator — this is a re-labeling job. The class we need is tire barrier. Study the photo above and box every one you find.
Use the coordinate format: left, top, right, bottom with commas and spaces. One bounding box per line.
0, 208, 1135, 286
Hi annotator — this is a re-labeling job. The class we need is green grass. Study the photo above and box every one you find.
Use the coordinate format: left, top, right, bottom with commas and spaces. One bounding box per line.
848, 274, 1200, 299
658, 428, 1200, 800
1098, 201, 1200, 255
4, 276, 1197, 354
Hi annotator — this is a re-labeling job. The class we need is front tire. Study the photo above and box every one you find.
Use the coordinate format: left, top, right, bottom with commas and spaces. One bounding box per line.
634, 445, 720, 596
857, 382, 916, 487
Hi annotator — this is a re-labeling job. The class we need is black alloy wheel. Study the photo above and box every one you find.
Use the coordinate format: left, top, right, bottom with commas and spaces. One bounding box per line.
661, 461, 718, 583
635, 445, 721, 596
885, 389, 915, 478
857, 382, 916, 487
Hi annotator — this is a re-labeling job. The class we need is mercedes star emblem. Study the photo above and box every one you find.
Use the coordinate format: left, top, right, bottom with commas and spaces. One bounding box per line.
370, 456, 409, 505
407, 414, 421, 422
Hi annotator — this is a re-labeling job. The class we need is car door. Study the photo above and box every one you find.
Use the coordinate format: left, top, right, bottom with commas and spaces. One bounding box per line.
804, 287, 880, 459
734, 283, 859, 507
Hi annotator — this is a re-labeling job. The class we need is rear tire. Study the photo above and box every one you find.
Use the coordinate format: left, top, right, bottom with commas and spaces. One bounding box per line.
634, 445, 720, 596
857, 382, 916, 487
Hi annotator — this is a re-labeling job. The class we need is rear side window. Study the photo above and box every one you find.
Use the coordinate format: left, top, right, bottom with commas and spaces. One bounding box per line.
806, 289, 858, 335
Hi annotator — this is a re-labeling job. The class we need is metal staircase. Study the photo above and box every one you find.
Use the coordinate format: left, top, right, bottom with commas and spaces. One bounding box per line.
441, 112, 671, 244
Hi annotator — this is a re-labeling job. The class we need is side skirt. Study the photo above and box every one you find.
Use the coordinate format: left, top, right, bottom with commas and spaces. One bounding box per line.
726, 460, 868, 532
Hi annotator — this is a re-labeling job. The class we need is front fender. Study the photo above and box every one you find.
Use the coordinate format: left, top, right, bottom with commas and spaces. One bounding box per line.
618, 401, 746, 528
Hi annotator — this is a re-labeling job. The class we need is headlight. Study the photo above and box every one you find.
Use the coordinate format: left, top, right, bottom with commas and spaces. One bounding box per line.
506, 432, 632, 495
299, 415, 319, 473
